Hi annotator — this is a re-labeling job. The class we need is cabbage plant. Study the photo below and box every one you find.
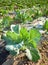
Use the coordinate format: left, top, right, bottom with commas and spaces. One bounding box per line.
14, 9, 33, 23
2, 16, 13, 28
2, 27, 41, 62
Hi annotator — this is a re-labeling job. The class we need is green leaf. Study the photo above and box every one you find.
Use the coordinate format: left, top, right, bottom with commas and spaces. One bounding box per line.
29, 28, 41, 43
11, 24, 21, 33
2, 34, 24, 55
2, 16, 13, 27
20, 27, 29, 41
6, 31, 22, 44
1, 31, 22, 44
25, 40, 37, 48
5, 41, 24, 55
43, 20, 48, 31
1, 35, 16, 45
26, 48, 40, 62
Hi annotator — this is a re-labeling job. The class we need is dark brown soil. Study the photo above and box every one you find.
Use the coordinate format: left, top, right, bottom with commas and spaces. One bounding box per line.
13, 34, 48, 65
0, 40, 9, 65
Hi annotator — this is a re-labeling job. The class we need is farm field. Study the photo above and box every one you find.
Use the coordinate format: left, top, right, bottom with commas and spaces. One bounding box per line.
0, 0, 48, 65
